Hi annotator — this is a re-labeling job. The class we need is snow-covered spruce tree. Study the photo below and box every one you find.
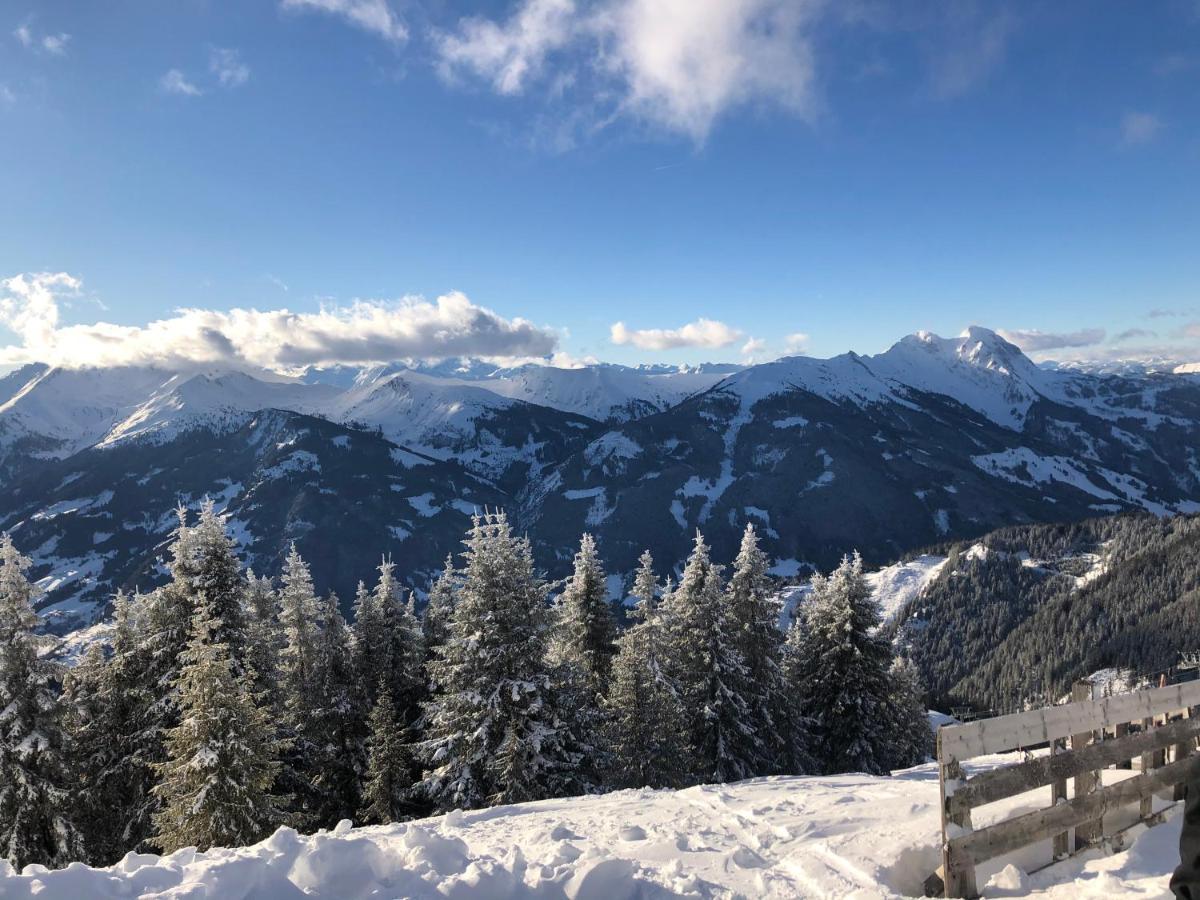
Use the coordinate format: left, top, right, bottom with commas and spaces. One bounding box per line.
276, 543, 324, 828
189, 498, 249, 666
724, 523, 791, 775
551, 533, 616, 684
604, 552, 694, 789
357, 558, 425, 721
0, 533, 83, 870
358, 686, 414, 825
884, 656, 933, 770
309, 592, 363, 826
243, 570, 283, 715
421, 555, 457, 658
419, 512, 575, 811
65, 590, 157, 864
786, 552, 895, 776
152, 607, 283, 852
660, 531, 760, 783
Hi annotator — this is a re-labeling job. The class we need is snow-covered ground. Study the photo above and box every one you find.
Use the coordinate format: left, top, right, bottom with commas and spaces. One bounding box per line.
0, 755, 1181, 899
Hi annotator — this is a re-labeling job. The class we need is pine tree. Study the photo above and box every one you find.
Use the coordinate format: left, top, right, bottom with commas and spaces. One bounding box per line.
309, 592, 362, 826
243, 570, 283, 715
787, 552, 895, 776
660, 531, 759, 783
152, 608, 283, 852
552, 533, 616, 684
421, 555, 457, 656
724, 523, 789, 775
0, 533, 84, 870
419, 512, 573, 811
884, 656, 933, 770
356, 559, 425, 721
189, 498, 248, 665
66, 590, 156, 864
604, 553, 693, 789
358, 687, 413, 825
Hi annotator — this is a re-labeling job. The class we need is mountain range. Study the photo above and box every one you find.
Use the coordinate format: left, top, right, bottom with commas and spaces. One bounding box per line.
4, 325, 1199, 633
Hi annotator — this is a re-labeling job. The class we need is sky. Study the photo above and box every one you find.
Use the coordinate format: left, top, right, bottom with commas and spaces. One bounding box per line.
1, 0, 1199, 372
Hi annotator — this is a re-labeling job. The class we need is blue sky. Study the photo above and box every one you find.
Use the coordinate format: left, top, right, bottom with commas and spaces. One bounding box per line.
1, 0, 1198, 371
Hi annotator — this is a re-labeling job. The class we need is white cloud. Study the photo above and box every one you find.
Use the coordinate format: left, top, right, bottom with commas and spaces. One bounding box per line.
1120, 111, 1162, 146
436, 0, 576, 95
610, 317, 741, 350
0, 84, 14, 105
998, 327, 1106, 352
161, 69, 203, 97
784, 331, 809, 354
436, 0, 822, 141
13, 23, 70, 55
927, 9, 1016, 100
740, 336, 768, 363
0, 273, 560, 371
280, 0, 408, 45
210, 48, 250, 88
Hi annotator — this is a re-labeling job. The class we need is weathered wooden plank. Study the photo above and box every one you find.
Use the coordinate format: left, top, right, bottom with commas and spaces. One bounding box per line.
950, 753, 1200, 866
939, 731, 977, 900
952, 717, 1200, 811
1141, 717, 1156, 819
1174, 707, 1193, 803
1071, 681, 1101, 849
939, 680, 1200, 762
1050, 738, 1068, 860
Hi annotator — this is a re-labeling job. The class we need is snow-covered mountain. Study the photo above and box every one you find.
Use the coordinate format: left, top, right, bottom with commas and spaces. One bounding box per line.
5, 326, 1200, 631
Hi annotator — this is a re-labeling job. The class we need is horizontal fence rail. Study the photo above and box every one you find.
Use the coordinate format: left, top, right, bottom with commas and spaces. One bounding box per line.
933, 679, 1200, 898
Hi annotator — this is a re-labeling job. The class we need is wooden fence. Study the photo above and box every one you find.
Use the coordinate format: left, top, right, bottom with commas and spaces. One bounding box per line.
931, 678, 1200, 898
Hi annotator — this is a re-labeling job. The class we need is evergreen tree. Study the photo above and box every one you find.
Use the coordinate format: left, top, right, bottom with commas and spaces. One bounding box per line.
788, 552, 895, 776
552, 533, 616, 683
189, 498, 248, 665
604, 554, 693, 789
152, 608, 283, 852
419, 512, 573, 811
884, 657, 933, 770
309, 592, 361, 826
358, 687, 413, 825
66, 590, 156, 864
356, 559, 425, 721
661, 531, 760, 783
421, 555, 457, 656
0, 533, 83, 869
243, 570, 283, 715
724, 523, 789, 775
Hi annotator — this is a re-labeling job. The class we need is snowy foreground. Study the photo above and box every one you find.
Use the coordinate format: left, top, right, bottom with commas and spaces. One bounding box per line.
0, 756, 1181, 899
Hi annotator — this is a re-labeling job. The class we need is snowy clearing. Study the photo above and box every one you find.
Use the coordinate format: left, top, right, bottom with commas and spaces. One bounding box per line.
0, 758, 1180, 899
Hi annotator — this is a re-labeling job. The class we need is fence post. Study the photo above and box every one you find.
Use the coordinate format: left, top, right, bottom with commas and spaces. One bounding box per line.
1115, 722, 1131, 769
1141, 715, 1157, 819
1071, 680, 1101, 848
938, 729, 977, 899
1175, 706, 1194, 802
1050, 736, 1069, 859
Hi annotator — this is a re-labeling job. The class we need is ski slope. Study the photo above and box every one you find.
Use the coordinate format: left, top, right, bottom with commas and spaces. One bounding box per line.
0, 755, 1180, 899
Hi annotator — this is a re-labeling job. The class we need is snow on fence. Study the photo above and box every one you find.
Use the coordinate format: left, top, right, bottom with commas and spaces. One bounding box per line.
930, 677, 1200, 898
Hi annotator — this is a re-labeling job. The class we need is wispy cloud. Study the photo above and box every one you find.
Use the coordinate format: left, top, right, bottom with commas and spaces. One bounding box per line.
0, 84, 14, 105
436, 0, 822, 142
1114, 328, 1156, 342
784, 332, 810, 354
999, 327, 1106, 352
740, 337, 767, 362
0, 272, 559, 370
13, 22, 70, 55
280, 0, 408, 45
926, 8, 1017, 100
610, 317, 742, 350
160, 69, 203, 97
210, 47, 250, 88
1120, 111, 1162, 146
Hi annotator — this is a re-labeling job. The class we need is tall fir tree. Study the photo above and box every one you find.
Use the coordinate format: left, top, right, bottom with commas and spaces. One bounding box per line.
604, 552, 694, 789
0, 533, 83, 870
189, 498, 248, 666
243, 570, 283, 715
421, 555, 457, 657
551, 533, 616, 683
358, 686, 413, 825
724, 523, 791, 775
884, 656, 933, 771
65, 590, 157, 864
419, 512, 574, 811
152, 607, 283, 852
660, 531, 760, 783
309, 592, 362, 826
786, 552, 895, 776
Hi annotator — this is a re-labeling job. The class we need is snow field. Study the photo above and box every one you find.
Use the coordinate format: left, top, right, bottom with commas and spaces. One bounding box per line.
0, 755, 1181, 899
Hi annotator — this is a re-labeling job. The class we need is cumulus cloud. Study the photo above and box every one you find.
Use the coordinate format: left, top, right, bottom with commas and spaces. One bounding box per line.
0, 273, 559, 371
610, 317, 741, 350
998, 327, 1106, 352
740, 337, 767, 362
1120, 111, 1162, 146
210, 48, 250, 88
784, 332, 810, 354
161, 69, 203, 97
436, 0, 821, 141
280, 0, 408, 44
